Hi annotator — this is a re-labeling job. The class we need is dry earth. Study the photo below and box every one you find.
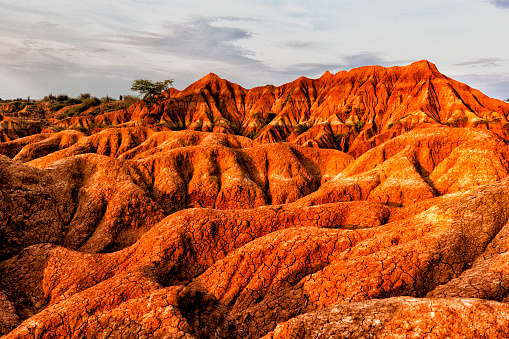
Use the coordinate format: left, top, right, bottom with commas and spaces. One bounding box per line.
2, 61, 509, 338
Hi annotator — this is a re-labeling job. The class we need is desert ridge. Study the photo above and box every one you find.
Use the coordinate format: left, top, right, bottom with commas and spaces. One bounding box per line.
2, 60, 509, 157
2, 61, 509, 337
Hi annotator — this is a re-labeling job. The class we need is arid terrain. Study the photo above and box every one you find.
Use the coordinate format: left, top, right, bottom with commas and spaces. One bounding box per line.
2, 60, 509, 338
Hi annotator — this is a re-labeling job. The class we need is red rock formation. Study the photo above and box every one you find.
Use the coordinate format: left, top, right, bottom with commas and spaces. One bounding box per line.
92, 60, 509, 157
0, 115, 42, 142
264, 297, 509, 338
3, 62, 509, 337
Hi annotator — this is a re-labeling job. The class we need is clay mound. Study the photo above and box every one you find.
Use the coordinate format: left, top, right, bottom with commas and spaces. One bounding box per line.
3, 124, 509, 337
89, 60, 509, 157
24, 127, 155, 166
3, 175, 509, 338
0, 133, 50, 158
119, 129, 260, 159
0, 115, 42, 142
264, 297, 509, 339
11, 129, 86, 163
3, 60, 509, 160
294, 125, 509, 207
0, 129, 352, 258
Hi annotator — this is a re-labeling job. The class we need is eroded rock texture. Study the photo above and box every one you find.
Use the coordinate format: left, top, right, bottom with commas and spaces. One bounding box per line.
3, 63, 509, 338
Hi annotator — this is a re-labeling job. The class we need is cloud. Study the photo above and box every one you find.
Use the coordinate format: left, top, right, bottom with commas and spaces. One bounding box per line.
487, 0, 509, 8
340, 52, 400, 69
290, 52, 408, 75
112, 16, 265, 69
455, 58, 504, 67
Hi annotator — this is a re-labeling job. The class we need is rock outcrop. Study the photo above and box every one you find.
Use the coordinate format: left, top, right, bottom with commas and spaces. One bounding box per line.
3, 61, 509, 337
3, 60, 509, 159
93, 60, 509, 157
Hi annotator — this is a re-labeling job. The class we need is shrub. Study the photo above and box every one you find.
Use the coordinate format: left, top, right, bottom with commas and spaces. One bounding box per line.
122, 95, 139, 108
79, 93, 91, 100
56, 94, 69, 102
294, 122, 310, 135
214, 117, 239, 133
353, 120, 365, 132
51, 103, 66, 112
101, 95, 113, 103
246, 131, 258, 139
333, 132, 347, 146
253, 112, 276, 129
41, 94, 55, 102
65, 98, 82, 106
261, 112, 276, 126
80, 97, 101, 111
282, 91, 294, 108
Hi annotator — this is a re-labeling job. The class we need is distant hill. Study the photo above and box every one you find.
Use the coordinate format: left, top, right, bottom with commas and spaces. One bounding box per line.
2, 60, 509, 157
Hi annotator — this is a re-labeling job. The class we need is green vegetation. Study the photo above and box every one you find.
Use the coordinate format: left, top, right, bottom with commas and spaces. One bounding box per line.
56, 94, 69, 102
353, 120, 365, 132
121, 95, 138, 108
101, 95, 113, 103
10, 100, 29, 111
333, 132, 350, 146
294, 122, 310, 135
130, 79, 173, 100
65, 98, 82, 105
252, 112, 276, 129
81, 97, 102, 109
282, 90, 295, 108
246, 131, 258, 139
213, 116, 239, 133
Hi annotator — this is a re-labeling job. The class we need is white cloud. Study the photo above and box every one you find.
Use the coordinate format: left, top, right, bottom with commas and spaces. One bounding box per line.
488, 0, 509, 9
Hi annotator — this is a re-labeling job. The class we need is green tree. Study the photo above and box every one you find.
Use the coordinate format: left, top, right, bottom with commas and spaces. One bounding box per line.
130, 79, 173, 100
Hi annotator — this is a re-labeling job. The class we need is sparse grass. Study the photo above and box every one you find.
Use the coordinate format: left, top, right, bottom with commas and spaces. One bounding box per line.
282, 90, 294, 108
252, 112, 276, 129
214, 117, 239, 133
246, 131, 258, 139
101, 95, 113, 103
333, 132, 350, 147
353, 120, 365, 132
56, 94, 69, 102
294, 122, 310, 135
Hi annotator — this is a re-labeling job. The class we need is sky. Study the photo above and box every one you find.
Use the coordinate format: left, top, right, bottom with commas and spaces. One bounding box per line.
1, 0, 509, 100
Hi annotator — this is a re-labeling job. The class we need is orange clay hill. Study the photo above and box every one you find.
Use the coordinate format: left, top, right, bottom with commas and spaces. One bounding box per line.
2, 60, 509, 338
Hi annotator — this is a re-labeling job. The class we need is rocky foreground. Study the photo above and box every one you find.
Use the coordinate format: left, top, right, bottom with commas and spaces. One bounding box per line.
2, 62, 509, 338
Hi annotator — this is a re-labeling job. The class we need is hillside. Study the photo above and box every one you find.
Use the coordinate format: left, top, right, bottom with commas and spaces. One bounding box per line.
2, 60, 509, 157
2, 61, 509, 338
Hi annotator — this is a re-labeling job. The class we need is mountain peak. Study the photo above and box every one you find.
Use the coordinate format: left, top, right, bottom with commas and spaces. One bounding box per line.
200, 72, 223, 82
406, 59, 440, 73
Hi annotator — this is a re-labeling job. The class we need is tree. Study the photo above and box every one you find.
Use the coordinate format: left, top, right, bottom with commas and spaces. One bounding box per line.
130, 79, 173, 100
